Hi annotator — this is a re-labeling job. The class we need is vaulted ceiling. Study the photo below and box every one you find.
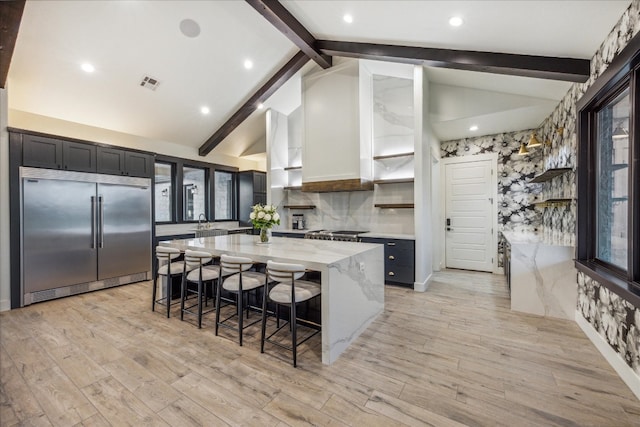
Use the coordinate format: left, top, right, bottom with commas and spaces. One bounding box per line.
6, 1, 632, 164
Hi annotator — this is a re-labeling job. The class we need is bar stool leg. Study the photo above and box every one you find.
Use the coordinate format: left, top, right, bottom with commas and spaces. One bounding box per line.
237, 291, 244, 346
166, 277, 172, 318
197, 279, 203, 329
214, 278, 222, 336
291, 301, 298, 367
152, 272, 158, 312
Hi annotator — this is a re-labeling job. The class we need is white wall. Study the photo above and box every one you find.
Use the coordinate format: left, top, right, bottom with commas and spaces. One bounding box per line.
0, 88, 10, 311
413, 66, 433, 291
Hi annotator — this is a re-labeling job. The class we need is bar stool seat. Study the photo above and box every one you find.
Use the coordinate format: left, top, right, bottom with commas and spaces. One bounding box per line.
268, 280, 320, 304
222, 271, 265, 292
261, 260, 321, 367
158, 262, 187, 276
185, 265, 220, 282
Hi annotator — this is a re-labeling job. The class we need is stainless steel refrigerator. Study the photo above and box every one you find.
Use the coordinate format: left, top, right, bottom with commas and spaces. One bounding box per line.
21, 167, 152, 305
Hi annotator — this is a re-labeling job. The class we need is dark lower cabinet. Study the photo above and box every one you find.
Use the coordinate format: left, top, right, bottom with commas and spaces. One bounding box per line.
272, 232, 305, 239
360, 237, 415, 287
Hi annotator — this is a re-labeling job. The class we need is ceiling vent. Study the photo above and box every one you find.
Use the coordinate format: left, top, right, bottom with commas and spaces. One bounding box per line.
140, 75, 160, 91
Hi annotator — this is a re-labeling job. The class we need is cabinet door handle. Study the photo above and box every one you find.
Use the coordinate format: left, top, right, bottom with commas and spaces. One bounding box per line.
387, 242, 396, 246
388, 255, 395, 260
388, 271, 395, 276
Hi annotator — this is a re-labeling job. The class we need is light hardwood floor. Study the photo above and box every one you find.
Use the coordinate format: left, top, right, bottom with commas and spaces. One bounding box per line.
1, 269, 639, 426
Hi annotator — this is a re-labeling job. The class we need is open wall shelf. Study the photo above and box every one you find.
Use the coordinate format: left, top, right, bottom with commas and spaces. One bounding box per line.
373, 152, 414, 161
374, 203, 415, 209
373, 178, 414, 185
533, 198, 573, 208
283, 205, 316, 209
528, 167, 572, 183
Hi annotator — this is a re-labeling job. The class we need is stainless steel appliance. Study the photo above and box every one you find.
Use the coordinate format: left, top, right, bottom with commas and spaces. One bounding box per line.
304, 230, 368, 242
21, 167, 152, 306
292, 214, 306, 230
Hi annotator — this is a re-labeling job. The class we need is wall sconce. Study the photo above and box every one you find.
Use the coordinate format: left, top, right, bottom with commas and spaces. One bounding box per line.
518, 142, 529, 155
526, 133, 542, 148
161, 188, 168, 197
191, 185, 199, 195
612, 122, 629, 139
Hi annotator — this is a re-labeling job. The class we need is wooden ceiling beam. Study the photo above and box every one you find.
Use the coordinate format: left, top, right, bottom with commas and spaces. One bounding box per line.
245, 0, 331, 69
198, 50, 310, 156
0, 0, 26, 89
317, 40, 590, 83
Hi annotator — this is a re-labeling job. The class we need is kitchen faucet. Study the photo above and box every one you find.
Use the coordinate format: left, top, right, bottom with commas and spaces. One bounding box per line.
198, 213, 207, 229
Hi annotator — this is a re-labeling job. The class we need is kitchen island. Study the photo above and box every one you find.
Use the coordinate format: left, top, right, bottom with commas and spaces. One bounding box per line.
159, 234, 385, 364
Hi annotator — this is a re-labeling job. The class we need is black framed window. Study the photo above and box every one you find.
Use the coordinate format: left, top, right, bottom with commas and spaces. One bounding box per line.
214, 170, 235, 220
182, 166, 207, 221
154, 161, 174, 222
576, 34, 640, 302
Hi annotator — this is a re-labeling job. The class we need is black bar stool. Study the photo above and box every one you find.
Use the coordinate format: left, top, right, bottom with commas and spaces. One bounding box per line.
153, 246, 193, 318
181, 250, 219, 328
261, 260, 321, 367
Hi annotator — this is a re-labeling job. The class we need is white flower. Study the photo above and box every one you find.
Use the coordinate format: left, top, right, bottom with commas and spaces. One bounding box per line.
264, 213, 271, 221
257, 211, 265, 219
273, 212, 280, 221
249, 212, 256, 220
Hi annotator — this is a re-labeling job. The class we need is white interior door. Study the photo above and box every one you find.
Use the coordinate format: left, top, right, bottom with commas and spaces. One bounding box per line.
445, 159, 494, 272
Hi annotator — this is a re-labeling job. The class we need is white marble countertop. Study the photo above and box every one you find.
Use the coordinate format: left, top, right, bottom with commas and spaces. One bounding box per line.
272, 228, 311, 234
159, 234, 381, 270
502, 231, 574, 247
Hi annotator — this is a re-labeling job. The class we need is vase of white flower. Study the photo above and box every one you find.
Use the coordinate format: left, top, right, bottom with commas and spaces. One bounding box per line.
249, 204, 280, 244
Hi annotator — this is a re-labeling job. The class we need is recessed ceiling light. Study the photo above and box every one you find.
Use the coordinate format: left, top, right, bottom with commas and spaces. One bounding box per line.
244, 59, 253, 70
469, 125, 478, 131
200, 106, 210, 115
81, 63, 95, 73
449, 16, 463, 27
257, 103, 264, 110
179, 18, 201, 38
343, 14, 353, 23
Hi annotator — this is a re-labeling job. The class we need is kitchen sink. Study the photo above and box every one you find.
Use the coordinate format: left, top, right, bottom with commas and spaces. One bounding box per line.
192, 228, 228, 238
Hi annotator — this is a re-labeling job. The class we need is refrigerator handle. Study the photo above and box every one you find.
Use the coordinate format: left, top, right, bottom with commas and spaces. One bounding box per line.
91, 196, 97, 249
98, 195, 104, 248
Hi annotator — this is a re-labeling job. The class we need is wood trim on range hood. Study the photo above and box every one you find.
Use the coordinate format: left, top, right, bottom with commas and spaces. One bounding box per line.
301, 178, 374, 193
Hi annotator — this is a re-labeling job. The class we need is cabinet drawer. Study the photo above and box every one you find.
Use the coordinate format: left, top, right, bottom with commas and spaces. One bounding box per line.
384, 264, 414, 285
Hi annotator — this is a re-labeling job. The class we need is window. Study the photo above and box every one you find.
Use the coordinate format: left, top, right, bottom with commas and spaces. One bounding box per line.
214, 170, 235, 220
154, 162, 174, 222
595, 88, 629, 270
183, 166, 206, 221
576, 35, 639, 298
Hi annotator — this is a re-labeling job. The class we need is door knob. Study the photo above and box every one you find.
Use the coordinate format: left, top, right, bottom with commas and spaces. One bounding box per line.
447, 227, 453, 231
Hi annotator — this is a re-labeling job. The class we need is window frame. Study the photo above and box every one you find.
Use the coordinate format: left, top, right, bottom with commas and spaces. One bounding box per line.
154, 154, 238, 224
153, 161, 176, 224
576, 33, 640, 305
213, 169, 237, 221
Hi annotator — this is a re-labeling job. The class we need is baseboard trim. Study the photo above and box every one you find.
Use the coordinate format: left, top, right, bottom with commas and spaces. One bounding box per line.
0, 299, 10, 312
414, 273, 432, 292
575, 310, 640, 400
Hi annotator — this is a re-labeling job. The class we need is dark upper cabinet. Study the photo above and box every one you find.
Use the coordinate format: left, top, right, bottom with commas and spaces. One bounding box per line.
97, 147, 126, 175
23, 135, 96, 172
63, 141, 97, 172
97, 147, 153, 177
238, 170, 267, 227
125, 151, 153, 178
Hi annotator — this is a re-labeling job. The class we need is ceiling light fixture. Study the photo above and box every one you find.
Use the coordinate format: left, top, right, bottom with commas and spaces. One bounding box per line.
612, 122, 629, 139
257, 103, 264, 110
469, 125, 478, 131
200, 106, 210, 115
244, 59, 253, 70
343, 14, 353, 23
526, 133, 542, 148
449, 16, 463, 27
81, 63, 95, 73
